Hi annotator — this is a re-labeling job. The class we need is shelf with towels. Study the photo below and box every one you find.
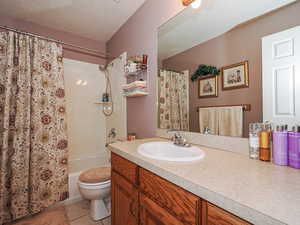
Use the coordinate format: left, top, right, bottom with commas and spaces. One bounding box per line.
123, 91, 149, 97
124, 54, 149, 98
122, 80, 148, 97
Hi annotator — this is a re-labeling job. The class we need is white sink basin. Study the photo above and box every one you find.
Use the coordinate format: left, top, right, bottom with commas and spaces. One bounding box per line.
137, 142, 205, 162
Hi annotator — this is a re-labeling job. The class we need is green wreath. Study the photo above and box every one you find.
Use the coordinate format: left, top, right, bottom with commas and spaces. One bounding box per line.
191, 65, 220, 82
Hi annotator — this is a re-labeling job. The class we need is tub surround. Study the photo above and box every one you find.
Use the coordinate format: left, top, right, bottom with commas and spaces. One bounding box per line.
109, 138, 300, 225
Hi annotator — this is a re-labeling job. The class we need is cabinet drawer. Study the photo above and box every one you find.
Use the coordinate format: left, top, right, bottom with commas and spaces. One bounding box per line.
140, 193, 186, 225
140, 168, 200, 225
205, 202, 251, 225
111, 153, 138, 185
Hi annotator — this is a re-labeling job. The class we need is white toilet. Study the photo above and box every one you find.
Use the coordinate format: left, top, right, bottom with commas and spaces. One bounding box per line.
78, 166, 111, 221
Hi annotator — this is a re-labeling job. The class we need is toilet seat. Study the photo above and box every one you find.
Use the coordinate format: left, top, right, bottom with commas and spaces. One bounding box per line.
78, 180, 111, 190
77, 166, 111, 221
79, 166, 111, 183
79, 179, 111, 186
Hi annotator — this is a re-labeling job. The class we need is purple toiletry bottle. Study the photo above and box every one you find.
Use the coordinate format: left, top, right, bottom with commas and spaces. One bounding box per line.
273, 125, 288, 166
288, 126, 300, 169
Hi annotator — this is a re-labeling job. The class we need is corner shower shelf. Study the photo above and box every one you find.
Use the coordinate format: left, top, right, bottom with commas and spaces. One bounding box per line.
125, 64, 148, 77
123, 91, 149, 97
122, 80, 148, 97
124, 55, 149, 98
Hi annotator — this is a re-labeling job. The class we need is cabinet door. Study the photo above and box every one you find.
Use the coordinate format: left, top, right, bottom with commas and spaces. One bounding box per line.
140, 168, 200, 225
140, 193, 186, 225
112, 171, 139, 225
203, 201, 251, 225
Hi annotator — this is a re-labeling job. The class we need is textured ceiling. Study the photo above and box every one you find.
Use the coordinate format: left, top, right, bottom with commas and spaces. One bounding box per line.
159, 0, 297, 61
0, 0, 146, 42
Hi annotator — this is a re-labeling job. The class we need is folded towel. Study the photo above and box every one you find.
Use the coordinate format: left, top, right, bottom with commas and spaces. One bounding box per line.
122, 81, 147, 90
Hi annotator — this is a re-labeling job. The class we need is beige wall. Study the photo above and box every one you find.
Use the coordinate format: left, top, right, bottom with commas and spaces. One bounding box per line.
162, 2, 300, 137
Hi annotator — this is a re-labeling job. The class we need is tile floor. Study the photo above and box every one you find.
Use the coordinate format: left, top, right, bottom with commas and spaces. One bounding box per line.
65, 200, 111, 225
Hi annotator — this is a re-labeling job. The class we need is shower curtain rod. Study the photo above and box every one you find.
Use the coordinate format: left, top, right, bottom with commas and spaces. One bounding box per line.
0, 25, 109, 60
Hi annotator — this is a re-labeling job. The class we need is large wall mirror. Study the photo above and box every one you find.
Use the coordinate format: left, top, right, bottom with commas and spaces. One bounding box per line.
157, 0, 300, 138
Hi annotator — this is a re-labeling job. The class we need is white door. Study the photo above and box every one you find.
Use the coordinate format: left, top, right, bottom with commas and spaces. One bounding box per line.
262, 26, 300, 129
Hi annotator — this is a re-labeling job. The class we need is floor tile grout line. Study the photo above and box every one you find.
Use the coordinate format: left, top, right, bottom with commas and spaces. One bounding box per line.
66, 200, 110, 225
68, 213, 89, 222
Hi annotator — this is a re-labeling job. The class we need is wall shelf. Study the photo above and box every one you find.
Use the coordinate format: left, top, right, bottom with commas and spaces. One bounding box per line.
125, 64, 148, 77
123, 91, 149, 98
123, 55, 149, 98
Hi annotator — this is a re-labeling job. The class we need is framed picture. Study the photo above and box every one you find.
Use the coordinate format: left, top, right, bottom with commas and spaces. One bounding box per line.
198, 75, 218, 98
221, 61, 249, 90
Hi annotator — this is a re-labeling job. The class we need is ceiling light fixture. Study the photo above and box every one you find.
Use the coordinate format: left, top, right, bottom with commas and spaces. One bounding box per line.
182, 0, 194, 6
182, 0, 202, 8
191, 0, 202, 9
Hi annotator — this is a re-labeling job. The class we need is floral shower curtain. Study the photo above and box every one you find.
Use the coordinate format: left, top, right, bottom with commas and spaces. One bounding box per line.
0, 32, 68, 224
158, 70, 189, 131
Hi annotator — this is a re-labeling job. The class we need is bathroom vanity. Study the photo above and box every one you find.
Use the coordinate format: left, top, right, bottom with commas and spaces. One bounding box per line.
111, 152, 250, 225
109, 138, 300, 225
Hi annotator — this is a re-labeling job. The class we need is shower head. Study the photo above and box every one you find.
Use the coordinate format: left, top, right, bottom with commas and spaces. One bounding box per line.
99, 65, 107, 71
99, 61, 115, 71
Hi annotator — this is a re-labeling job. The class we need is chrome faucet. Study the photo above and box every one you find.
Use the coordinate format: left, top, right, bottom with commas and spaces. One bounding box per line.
203, 127, 211, 135
105, 141, 115, 147
108, 128, 117, 138
167, 130, 191, 147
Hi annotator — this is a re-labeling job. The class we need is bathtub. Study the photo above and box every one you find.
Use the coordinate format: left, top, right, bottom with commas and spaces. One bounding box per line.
68, 155, 110, 203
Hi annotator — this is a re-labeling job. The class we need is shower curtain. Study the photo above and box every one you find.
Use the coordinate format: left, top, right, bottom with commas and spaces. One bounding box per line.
158, 70, 189, 131
0, 32, 68, 224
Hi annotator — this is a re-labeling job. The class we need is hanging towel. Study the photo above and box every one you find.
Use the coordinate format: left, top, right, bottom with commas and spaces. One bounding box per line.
199, 108, 219, 135
217, 106, 243, 137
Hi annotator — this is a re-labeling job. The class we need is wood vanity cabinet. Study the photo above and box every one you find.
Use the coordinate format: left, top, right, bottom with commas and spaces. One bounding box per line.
111, 153, 252, 225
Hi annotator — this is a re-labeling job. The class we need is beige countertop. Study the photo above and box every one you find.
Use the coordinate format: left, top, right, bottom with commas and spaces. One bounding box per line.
109, 138, 300, 225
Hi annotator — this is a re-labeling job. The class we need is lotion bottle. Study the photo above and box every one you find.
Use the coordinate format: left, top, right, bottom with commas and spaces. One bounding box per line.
288, 126, 300, 169
273, 125, 288, 166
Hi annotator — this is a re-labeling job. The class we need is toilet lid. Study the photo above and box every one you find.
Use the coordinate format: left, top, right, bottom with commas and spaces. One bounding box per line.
79, 166, 111, 183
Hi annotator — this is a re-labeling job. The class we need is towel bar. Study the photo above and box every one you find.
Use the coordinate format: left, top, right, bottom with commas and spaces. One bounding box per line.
197, 104, 251, 112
